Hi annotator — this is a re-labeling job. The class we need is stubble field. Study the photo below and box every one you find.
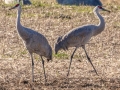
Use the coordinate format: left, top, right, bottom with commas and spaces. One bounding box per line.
0, 0, 120, 90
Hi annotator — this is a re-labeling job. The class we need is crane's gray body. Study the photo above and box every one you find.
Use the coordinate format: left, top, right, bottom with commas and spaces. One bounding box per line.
16, 5, 52, 60
57, 25, 97, 49
55, 6, 105, 53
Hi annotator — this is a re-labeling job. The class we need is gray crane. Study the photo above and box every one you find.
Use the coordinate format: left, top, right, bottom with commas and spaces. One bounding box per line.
9, 4, 52, 82
55, 6, 110, 76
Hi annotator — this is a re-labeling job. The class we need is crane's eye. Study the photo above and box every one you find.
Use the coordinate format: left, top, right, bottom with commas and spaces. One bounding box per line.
98, 6, 102, 9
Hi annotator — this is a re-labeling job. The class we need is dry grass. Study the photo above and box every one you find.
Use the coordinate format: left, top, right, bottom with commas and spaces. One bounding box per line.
0, 0, 120, 90
101, 0, 120, 5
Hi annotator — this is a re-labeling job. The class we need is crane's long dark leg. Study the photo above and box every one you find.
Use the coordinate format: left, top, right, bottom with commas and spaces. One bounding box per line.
82, 45, 98, 75
67, 47, 77, 76
40, 56, 47, 83
30, 53, 34, 82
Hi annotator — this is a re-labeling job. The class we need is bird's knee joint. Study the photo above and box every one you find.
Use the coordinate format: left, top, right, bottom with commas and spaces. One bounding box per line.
32, 62, 34, 66
42, 60, 44, 64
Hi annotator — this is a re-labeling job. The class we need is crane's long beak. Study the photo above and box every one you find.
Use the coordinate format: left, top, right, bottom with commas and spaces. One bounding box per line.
9, 6, 16, 10
102, 8, 110, 13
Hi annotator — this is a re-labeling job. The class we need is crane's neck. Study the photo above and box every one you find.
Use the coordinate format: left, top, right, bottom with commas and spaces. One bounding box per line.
17, 6, 21, 27
16, 6, 30, 40
93, 10, 105, 36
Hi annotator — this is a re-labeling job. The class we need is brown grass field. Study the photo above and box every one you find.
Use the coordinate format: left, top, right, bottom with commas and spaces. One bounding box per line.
0, 0, 120, 90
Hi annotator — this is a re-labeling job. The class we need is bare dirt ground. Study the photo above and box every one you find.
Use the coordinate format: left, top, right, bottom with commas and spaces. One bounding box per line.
0, 1, 120, 90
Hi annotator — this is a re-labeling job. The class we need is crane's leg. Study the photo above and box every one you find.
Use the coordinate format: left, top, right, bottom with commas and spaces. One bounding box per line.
67, 47, 77, 76
82, 45, 98, 75
30, 53, 34, 82
40, 56, 47, 83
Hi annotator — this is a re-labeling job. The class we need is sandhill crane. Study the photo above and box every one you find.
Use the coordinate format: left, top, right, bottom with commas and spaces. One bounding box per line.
55, 6, 110, 76
9, 4, 52, 82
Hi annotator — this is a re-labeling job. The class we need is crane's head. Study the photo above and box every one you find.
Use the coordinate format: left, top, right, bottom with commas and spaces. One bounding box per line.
94, 5, 110, 13
54, 36, 62, 54
9, 4, 20, 10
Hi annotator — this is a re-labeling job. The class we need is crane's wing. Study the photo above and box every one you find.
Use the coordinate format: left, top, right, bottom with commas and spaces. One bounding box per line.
62, 25, 94, 46
65, 25, 92, 39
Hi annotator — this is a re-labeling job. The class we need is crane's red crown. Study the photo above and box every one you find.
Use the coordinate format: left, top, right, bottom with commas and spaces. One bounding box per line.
15, 4, 20, 7
98, 6, 102, 9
